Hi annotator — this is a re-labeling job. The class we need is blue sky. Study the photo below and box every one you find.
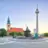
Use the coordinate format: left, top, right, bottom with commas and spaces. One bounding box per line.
0, 0, 48, 34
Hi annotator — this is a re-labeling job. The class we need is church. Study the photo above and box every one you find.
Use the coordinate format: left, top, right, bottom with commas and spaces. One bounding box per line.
7, 17, 24, 35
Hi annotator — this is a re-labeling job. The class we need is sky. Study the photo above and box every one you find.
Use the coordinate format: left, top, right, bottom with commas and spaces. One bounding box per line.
0, 0, 48, 34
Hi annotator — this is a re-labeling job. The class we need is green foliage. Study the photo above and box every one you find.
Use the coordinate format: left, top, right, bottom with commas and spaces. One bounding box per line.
16, 32, 24, 36
44, 33, 48, 37
24, 26, 31, 37
9, 32, 15, 36
0, 28, 7, 37
9, 32, 24, 36
24, 31, 30, 37
9, 32, 16, 38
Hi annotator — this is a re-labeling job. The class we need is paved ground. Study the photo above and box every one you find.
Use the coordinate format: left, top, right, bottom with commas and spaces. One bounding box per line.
0, 37, 48, 48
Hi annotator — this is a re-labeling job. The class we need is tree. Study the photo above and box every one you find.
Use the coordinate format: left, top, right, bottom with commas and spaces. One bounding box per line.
9, 32, 14, 36
24, 26, 31, 37
16, 32, 24, 36
9, 32, 24, 37
44, 33, 48, 37
9, 32, 16, 38
0, 28, 7, 37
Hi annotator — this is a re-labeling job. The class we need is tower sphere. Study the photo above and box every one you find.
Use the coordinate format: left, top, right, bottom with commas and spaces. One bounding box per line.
35, 8, 39, 14
35, 4, 39, 14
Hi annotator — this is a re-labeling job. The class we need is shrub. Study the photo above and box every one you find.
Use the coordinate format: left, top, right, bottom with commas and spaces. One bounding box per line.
44, 33, 48, 37
0, 28, 7, 37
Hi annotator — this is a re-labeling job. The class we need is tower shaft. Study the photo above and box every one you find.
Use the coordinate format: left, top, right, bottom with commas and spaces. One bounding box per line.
34, 5, 39, 39
36, 13, 38, 34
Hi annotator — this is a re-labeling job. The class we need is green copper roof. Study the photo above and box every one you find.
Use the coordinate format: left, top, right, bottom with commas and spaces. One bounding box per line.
7, 17, 10, 24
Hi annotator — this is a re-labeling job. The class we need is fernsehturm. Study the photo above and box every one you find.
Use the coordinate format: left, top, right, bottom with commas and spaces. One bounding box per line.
35, 5, 39, 38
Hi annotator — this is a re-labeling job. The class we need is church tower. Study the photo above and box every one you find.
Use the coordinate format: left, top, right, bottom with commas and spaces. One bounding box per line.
7, 16, 11, 35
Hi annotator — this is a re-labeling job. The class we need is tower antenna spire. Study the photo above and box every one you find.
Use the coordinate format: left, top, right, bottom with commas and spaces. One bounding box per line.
37, 4, 38, 9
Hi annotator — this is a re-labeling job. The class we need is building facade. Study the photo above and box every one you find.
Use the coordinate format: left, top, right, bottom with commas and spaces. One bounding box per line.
7, 17, 24, 35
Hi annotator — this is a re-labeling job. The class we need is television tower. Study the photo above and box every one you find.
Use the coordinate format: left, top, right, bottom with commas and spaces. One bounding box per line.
35, 4, 39, 38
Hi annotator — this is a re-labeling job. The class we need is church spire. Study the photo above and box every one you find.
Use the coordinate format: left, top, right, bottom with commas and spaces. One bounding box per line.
7, 16, 10, 24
